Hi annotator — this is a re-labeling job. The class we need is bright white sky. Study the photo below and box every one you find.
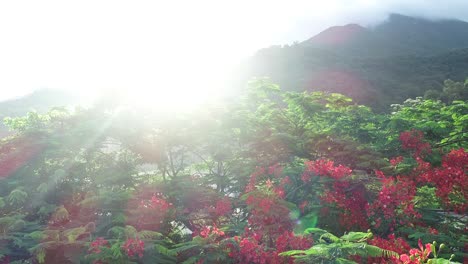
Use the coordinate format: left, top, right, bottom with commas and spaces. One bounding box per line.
1, 0, 467, 105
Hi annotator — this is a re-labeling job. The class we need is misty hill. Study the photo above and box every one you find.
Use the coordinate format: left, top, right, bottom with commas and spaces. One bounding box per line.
0, 89, 81, 136
242, 14, 468, 110
305, 13, 468, 57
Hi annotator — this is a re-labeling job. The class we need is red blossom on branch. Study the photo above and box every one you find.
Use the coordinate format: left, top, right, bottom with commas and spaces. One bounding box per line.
215, 198, 232, 216
399, 130, 431, 157
199, 226, 225, 238
122, 238, 145, 258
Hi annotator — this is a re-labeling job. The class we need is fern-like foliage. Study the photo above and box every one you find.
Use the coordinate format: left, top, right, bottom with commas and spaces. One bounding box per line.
8, 188, 28, 206
280, 229, 398, 263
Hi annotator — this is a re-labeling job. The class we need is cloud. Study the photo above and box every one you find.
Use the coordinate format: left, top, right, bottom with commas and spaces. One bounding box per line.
275, 0, 468, 43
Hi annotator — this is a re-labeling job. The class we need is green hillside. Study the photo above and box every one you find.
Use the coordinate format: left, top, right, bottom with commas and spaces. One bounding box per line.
240, 14, 468, 110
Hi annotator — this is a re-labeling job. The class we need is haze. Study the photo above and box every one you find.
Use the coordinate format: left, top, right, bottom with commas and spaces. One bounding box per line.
1, 0, 467, 102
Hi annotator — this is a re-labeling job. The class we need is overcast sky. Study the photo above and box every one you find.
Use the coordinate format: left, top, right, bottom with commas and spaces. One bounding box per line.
1, 0, 468, 101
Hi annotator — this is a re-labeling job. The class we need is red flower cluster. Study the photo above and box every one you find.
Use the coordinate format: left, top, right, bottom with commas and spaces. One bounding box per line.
236, 237, 278, 264
303, 159, 353, 181
229, 169, 316, 264
245, 167, 266, 192
399, 239, 432, 264
321, 181, 370, 230
368, 234, 411, 263
133, 194, 173, 231
367, 171, 420, 229
390, 156, 404, 166
245, 192, 292, 238
214, 198, 231, 216
140, 195, 172, 211
122, 238, 145, 258
199, 226, 225, 238
229, 237, 279, 264
227, 231, 312, 264
275, 231, 313, 253
302, 160, 368, 229
89, 237, 109, 254
399, 130, 431, 157
421, 148, 468, 213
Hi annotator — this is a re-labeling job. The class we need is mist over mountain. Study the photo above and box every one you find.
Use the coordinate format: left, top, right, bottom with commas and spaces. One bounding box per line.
304, 14, 468, 57
242, 13, 468, 110
3, 14, 468, 116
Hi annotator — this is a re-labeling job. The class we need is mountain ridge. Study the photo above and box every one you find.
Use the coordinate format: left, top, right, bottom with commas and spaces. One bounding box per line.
302, 13, 468, 57
242, 13, 468, 110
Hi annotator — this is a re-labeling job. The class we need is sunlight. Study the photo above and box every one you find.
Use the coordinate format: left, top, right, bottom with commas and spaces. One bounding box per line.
0, 0, 340, 105
85, 52, 233, 112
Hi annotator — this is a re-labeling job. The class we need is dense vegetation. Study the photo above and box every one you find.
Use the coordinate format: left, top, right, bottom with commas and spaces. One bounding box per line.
0, 77, 466, 263
0, 89, 81, 138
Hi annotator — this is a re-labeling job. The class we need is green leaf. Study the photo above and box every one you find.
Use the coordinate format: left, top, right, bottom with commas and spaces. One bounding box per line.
63, 226, 86, 242
340, 231, 373, 242
28, 231, 47, 240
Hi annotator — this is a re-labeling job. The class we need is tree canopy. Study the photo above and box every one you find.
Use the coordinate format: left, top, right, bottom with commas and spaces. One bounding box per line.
0, 79, 466, 263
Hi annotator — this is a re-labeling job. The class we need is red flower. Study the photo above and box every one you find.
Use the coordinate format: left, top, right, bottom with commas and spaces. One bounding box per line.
399, 129, 431, 157
390, 156, 404, 166
199, 226, 225, 238
400, 254, 410, 262
304, 159, 352, 180
89, 237, 109, 254
215, 198, 231, 216
122, 238, 145, 258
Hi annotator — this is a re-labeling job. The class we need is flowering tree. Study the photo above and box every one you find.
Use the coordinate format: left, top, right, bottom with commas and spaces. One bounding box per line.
0, 80, 466, 263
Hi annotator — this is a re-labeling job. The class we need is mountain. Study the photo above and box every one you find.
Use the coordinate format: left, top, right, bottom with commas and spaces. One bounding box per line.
0, 89, 83, 137
372, 14, 468, 54
307, 24, 367, 46
241, 14, 468, 110
303, 13, 468, 57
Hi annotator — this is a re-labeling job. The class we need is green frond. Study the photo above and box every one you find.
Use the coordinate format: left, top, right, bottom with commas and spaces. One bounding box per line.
282, 232, 399, 263
8, 188, 28, 206
27, 231, 47, 240
340, 231, 373, 242
124, 225, 138, 237
303, 228, 340, 243
279, 250, 307, 257
62, 226, 87, 242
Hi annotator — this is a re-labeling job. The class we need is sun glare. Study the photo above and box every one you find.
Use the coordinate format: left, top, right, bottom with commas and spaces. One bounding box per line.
84, 51, 234, 112
0, 0, 317, 106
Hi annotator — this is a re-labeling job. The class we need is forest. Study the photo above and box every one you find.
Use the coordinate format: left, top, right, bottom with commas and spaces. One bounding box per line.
0, 77, 466, 263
